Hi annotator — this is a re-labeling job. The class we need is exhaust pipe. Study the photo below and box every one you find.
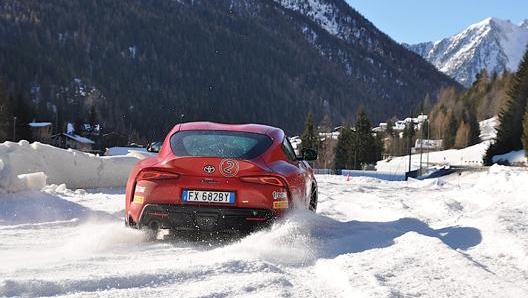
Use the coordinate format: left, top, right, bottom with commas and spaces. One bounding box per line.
142, 220, 160, 241
149, 220, 160, 231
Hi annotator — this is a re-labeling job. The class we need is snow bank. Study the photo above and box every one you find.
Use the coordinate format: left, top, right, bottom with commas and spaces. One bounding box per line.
474, 164, 528, 194
376, 141, 490, 174
0, 141, 144, 192
492, 149, 527, 165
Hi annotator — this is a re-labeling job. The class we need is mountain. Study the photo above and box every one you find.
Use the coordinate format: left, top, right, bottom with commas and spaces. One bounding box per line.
0, 0, 459, 141
405, 18, 528, 87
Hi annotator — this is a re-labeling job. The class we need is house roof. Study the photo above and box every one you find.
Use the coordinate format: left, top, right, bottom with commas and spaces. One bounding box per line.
29, 122, 52, 128
52, 133, 95, 144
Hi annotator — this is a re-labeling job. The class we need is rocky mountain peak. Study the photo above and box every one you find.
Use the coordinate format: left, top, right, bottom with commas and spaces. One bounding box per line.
406, 17, 528, 87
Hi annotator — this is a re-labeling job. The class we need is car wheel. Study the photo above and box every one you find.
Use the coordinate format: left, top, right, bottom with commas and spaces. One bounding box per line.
126, 215, 137, 227
309, 186, 317, 212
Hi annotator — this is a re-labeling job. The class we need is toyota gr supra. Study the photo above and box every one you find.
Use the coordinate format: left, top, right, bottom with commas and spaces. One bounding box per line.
125, 122, 318, 236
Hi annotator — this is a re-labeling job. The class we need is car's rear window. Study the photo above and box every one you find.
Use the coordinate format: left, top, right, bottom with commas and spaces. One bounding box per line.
169, 130, 273, 159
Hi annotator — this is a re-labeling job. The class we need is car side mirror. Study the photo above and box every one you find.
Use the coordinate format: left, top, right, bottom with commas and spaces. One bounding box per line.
146, 141, 161, 153
299, 148, 318, 161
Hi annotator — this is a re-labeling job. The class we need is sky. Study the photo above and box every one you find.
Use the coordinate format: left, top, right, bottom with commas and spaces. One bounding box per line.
346, 0, 528, 44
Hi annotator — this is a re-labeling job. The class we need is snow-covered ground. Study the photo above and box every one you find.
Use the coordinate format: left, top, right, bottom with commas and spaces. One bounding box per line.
1, 141, 528, 297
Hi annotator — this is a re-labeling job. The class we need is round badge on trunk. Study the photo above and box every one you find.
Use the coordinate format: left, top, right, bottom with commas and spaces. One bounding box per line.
204, 165, 215, 174
220, 159, 239, 177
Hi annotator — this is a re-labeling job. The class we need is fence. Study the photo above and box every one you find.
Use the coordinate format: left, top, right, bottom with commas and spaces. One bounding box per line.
314, 169, 407, 181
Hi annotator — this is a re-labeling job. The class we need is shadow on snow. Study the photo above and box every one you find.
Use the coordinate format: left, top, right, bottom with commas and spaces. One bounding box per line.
307, 213, 482, 259
0, 190, 117, 226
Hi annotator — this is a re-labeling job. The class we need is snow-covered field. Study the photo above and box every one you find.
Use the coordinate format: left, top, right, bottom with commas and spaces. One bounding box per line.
1, 141, 528, 297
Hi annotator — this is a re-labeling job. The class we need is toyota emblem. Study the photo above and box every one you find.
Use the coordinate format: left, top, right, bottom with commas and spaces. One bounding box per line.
203, 165, 215, 174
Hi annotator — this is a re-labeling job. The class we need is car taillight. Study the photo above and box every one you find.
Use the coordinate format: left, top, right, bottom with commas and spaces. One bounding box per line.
136, 169, 180, 181
240, 176, 285, 187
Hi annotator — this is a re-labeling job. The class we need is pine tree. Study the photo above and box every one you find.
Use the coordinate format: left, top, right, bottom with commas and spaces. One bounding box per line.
334, 124, 353, 170
316, 113, 335, 169
485, 47, 528, 164
403, 119, 416, 157
88, 106, 98, 132
374, 133, 384, 161
385, 119, 394, 138
11, 94, 34, 142
523, 105, 528, 159
415, 94, 433, 115
466, 109, 481, 146
422, 94, 433, 114
300, 112, 318, 151
473, 69, 490, 92
0, 80, 11, 141
351, 108, 379, 169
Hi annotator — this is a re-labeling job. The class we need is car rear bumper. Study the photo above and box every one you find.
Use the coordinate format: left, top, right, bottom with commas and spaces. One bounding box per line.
138, 204, 274, 233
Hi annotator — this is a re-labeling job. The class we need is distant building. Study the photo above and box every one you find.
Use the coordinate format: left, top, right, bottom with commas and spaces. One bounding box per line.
318, 131, 340, 141
372, 123, 387, 133
51, 133, 95, 152
28, 122, 53, 143
374, 115, 429, 133
102, 131, 128, 148
411, 139, 443, 153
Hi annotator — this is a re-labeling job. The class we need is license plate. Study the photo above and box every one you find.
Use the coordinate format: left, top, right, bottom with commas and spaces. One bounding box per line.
182, 190, 235, 204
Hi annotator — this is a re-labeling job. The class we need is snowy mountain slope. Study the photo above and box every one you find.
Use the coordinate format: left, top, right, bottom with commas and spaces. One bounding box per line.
274, 0, 342, 36
406, 18, 528, 86
269, 0, 461, 118
273, 0, 392, 52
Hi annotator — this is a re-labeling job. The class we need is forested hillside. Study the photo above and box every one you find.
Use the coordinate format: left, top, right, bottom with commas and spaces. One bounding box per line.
0, 0, 460, 142
428, 70, 515, 150
486, 49, 528, 162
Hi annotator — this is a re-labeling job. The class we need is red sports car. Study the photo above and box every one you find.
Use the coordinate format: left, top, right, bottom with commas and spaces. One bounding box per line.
125, 122, 318, 236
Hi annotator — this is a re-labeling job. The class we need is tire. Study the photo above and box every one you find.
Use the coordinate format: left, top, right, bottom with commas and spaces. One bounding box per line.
309, 185, 318, 212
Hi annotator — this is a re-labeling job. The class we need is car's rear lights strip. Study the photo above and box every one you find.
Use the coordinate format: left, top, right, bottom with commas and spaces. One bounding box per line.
245, 217, 268, 222
240, 176, 285, 186
146, 211, 169, 217
137, 170, 180, 181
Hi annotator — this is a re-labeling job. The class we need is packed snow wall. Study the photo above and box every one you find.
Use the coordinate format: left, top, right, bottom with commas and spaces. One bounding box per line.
0, 141, 144, 192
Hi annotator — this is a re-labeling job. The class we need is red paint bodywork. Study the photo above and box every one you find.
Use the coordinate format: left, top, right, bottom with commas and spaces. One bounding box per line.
125, 122, 317, 232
